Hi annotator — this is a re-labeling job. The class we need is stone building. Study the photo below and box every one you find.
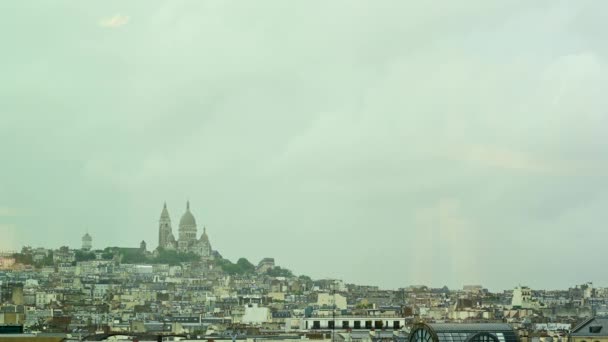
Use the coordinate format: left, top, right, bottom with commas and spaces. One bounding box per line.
82, 233, 92, 251
157, 201, 213, 258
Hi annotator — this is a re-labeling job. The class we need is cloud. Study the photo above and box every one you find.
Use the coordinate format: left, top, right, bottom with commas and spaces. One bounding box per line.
459, 145, 550, 173
3, 0, 608, 289
99, 14, 130, 28
0, 207, 21, 217
406, 198, 482, 287
443, 144, 582, 176
0, 224, 18, 251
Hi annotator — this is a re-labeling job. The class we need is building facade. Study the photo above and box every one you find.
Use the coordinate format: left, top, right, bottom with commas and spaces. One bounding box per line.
301, 316, 407, 330
512, 286, 543, 309
82, 233, 92, 251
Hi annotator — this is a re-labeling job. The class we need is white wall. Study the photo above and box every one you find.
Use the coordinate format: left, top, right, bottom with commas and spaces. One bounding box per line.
317, 293, 347, 310
241, 304, 271, 325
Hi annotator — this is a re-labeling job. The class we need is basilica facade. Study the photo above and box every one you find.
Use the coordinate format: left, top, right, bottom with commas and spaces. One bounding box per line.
157, 201, 213, 258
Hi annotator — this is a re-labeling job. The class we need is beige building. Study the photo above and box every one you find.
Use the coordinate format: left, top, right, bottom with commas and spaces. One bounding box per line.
317, 292, 347, 310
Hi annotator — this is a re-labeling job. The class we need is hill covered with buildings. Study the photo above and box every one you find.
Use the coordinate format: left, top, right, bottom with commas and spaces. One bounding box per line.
0, 202, 605, 341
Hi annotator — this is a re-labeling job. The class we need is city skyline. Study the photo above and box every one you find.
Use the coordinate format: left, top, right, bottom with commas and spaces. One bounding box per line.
2, 1, 608, 291
1, 197, 602, 293
2, 239, 602, 294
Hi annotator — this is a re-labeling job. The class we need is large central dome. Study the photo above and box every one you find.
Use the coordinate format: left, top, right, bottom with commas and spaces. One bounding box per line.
179, 201, 197, 228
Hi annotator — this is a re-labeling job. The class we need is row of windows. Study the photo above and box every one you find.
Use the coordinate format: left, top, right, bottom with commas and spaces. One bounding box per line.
309, 320, 402, 330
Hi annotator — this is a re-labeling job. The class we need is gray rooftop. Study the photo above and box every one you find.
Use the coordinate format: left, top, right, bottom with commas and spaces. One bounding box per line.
571, 318, 608, 336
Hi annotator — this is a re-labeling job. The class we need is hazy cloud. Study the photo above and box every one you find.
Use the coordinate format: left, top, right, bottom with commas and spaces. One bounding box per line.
450, 145, 555, 174
0, 224, 18, 251
99, 13, 129, 28
0, 207, 21, 217
1, 0, 608, 290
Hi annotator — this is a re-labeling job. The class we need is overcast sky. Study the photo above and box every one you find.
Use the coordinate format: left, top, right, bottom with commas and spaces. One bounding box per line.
1, 1, 607, 291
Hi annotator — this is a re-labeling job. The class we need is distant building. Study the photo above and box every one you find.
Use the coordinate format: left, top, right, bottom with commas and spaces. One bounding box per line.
463, 285, 485, 294
301, 316, 406, 331
317, 292, 347, 310
257, 258, 275, 274
157, 201, 213, 257
512, 286, 543, 309
0, 256, 15, 270
134, 265, 153, 274
241, 303, 271, 325
53, 248, 75, 263
82, 233, 92, 251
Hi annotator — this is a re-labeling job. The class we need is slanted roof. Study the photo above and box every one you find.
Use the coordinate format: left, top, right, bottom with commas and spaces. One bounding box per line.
571, 318, 608, 336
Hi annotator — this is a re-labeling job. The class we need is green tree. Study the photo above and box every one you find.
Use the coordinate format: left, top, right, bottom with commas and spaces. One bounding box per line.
236, 258, 255, 273
155, 249, 198, 265
120, 249, 148, 264
75, 250, 96, 262
101, 252, 114, 260
40, 251, 54, 266
215, 257, 255, 275
12, 252, 33, 265
267, 266, 293, 277
298, 275, 312, 282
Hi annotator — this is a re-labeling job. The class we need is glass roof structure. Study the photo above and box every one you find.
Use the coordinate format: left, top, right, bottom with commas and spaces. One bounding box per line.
409, 323, 519, 342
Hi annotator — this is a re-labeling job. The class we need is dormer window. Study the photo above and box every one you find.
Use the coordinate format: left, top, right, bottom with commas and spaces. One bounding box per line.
589, 326, 602, 333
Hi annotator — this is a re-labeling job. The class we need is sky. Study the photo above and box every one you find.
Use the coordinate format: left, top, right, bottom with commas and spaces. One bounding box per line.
1, 0, 608, 291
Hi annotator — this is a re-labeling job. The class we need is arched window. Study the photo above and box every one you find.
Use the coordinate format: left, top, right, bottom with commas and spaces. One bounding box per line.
409, 325, 436, 342
465, 332, 500, 342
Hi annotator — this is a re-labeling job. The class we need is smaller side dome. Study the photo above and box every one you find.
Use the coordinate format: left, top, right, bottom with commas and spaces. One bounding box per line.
200, 226, 209, 242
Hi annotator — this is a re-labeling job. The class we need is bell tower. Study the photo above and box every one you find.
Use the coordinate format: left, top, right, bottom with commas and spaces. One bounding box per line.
158, 202, 173, 249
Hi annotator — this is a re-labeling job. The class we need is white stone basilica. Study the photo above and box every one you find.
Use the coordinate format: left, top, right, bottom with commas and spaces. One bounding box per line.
157, 201, 212, 258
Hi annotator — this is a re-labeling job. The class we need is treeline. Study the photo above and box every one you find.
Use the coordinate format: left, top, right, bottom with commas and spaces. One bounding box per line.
75, 250, 99, 262
81, 247, 198, 265
12, 252, 54, 267
13, 248, 305, 279
151, 249, 198, 265
214, 258, 296, 278
12, 248, 199, 267
109, 247, 198, 266
215, 258, 255, 275
266, 266, 294, 277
